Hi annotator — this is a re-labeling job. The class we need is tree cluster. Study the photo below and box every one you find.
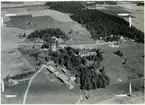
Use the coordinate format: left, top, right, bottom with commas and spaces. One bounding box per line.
10, 71, 35, 80
45, 2, 144, 43
80, 67, 109, 90
48, 47, 109, 90
27, 28, 69, 41
49, 47, 103, 70
41, 38, 56, 49
25, 44, 108, 90
29, 49, 50, 66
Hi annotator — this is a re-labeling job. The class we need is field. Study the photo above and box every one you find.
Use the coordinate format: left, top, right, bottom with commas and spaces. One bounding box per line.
1, 4, 36, 104
2, 1, 95, 46
1, 2, 44, 9
81, 79, 144, 104
25, 6, 47, 11
90, 4, 131, 15
5, 15, 33, 30
4, 8, 95, 45
25, 71, 80, 104
117, 2, 144, 32
98, 41, 144, 84
1, 83, 28, 104
2, 7, 28, 13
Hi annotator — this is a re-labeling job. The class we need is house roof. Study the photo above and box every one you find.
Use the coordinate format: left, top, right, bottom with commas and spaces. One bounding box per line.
58, 73, 68, 81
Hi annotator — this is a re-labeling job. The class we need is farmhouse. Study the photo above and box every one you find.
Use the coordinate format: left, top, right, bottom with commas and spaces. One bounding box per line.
54, 71, 74, 89
56, 73, 68, 82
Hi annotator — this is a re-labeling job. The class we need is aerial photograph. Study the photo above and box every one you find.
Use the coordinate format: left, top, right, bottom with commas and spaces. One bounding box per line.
1, 1, 144, 104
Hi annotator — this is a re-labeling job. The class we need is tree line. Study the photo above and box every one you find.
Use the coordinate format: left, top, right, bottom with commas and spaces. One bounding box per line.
6, 71, 35, 80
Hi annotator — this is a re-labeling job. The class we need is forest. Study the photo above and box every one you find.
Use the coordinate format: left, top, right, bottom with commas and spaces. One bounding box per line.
45, 2, 144, 43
